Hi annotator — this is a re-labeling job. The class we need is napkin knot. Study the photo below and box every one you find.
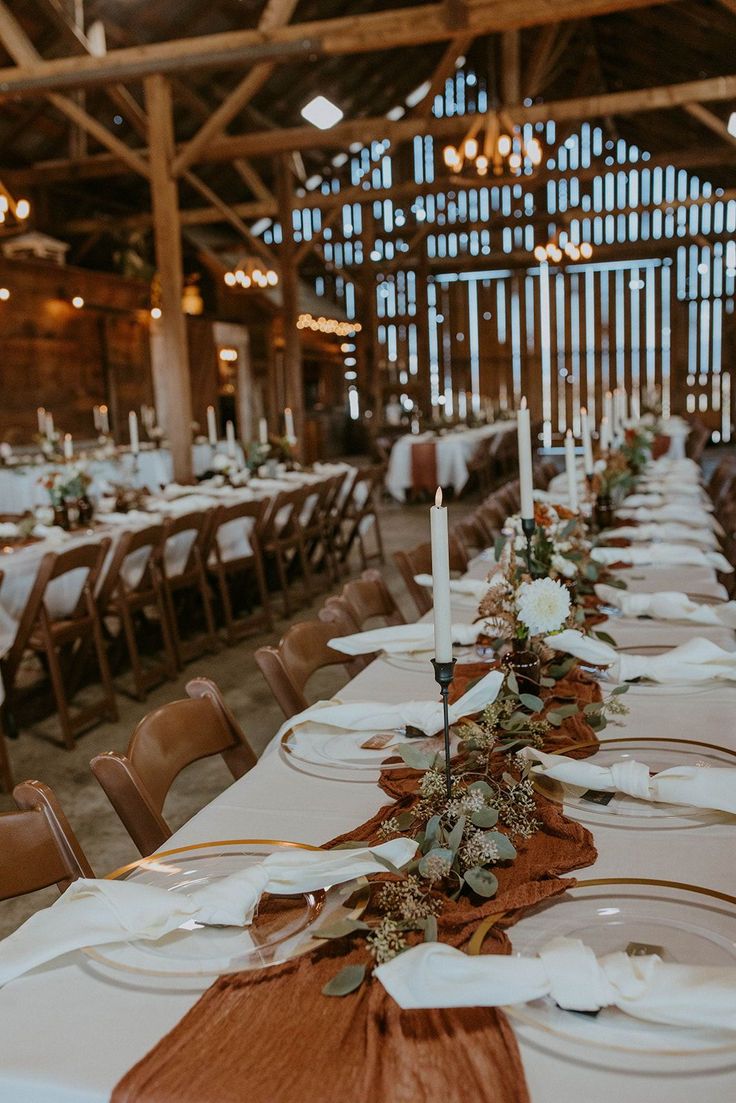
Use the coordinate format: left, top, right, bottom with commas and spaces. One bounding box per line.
538, 937, 616, 1012
610, 759, 652, 801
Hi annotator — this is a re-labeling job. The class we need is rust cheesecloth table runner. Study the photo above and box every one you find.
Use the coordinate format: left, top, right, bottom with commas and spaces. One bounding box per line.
410, 440, 439, 497
113, 672, 599, 1103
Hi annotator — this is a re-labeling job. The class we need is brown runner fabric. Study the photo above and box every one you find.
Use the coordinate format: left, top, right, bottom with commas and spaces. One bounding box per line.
114, 674, 599, 1103
411, 441, 439, 496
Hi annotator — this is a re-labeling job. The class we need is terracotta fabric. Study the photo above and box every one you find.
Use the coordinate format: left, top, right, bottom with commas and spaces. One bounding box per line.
113, 672, 600, 1103
652, 434, 671, 460
411, 441, 439, 496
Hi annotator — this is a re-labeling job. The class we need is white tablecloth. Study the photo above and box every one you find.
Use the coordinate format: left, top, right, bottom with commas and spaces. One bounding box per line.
0, 507, 734, 1099
385, 423, 513, 501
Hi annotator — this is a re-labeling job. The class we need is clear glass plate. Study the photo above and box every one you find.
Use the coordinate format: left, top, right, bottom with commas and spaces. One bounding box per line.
280, 721, 446, 781
83, 840, 368, 985
497, 880, 736, 1063
534, 737, 736, 829
381, 645, 490, 673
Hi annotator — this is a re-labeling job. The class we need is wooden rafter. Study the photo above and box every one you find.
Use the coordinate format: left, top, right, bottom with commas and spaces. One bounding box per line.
0, 0, 673, 97
501, 28, 521, 106
0, 0, 149, 178
410, 33, 475, 118
172, 0, 300, 177
684, 102, 736, 149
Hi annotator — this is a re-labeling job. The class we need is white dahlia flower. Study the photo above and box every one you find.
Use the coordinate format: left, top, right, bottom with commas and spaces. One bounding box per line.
516, 577, 571, 636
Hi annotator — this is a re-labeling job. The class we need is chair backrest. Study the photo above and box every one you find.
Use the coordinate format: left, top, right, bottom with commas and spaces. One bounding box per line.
261, 486, 308, 544
210, 498, 267, 567
97, 523, 166, 611
4, 539, 111, 677
452, 517, 488, 557
393, 539, 467, 616
339, 568, 405, 628
162, 510, 213, 577
90, 677, 257, 856
1, 780, 93, 900
255, 618, 355, 719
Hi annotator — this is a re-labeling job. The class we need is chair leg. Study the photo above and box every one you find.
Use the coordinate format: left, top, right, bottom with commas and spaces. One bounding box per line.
0, 719, 13, 792
90, 606, 118, 723
297, 536, 314, 600
45, 642, 76, 750
155, 584, 179, 681
253, 552, 274, 630
119, 603, 147, 701
196, 565, 219, 653
274, 547, 292, 617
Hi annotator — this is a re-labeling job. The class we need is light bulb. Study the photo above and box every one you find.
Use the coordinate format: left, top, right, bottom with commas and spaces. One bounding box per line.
224, 272, 236, 286
72, 295, 84, 309
443, 145, 458, 168
463, 137, 478, 160
150, 306, 162, 319
580, 242, 593, 259
508, 152, 522, 171
534, 245, 547, 262
15, 198, 30, 219
497, 134, 512, 157
476, 155, 488, 174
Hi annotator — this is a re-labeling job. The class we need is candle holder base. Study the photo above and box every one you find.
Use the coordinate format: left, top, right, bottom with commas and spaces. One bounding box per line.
431, 657, 456, 799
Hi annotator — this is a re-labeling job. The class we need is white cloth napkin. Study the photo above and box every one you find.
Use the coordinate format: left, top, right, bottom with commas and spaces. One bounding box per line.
545, 628, 736, 684
520, 746, 736, 816
615, 504, 723, 535
595, 582, 736, 627
0, 522, 19, 538
328, 622, 482, 657
414, 574, 492, 601
591, 543, 732, 573
375, 938, 736, 1030
601, 523, 718, 550
278, 668, 504, 741
622, 493, 714, 512
0, 838, 417, 989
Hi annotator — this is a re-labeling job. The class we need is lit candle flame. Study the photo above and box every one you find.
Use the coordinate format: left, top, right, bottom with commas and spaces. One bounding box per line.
520, 395, 527, 410
435, 487, 443, 508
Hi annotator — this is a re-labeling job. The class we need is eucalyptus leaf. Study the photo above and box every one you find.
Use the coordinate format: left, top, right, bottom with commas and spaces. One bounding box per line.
583, 701, 603, 715
397, 743, 438, 771
463, 866, 499, 898
611, 684, 629, 695
322, 964, 366, 997
540, 676, 556, 687
519, 693, 544, 712
552, 702, 580, 718
447, 815, 466, 853
423, 915, 438, 942
425, 815, 441, 845
468, 780, 494, 799
469, 806, 499, 828
331, 840, 372, 850
506, 671, 519, 695
485, 831, 517, 861
395, 811, 415, 830
593, 629, 618, 647
418, 847, 454, 879
546, 712, 563, 726
314, 918, 370, 939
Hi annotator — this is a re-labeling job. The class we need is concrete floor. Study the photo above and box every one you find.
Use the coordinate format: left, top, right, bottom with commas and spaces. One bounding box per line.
0, 491, 478, 937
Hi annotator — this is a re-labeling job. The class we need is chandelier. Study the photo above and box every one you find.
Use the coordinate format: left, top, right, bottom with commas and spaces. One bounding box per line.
296, 313, 362, 337
223, 258, 279, 289
0, 184, 31, 228
533, 234, 594, 264
442, 112, 543, 178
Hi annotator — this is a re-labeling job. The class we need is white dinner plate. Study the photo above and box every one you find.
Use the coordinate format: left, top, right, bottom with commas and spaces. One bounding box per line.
83, 840, 367, 988
494, 880, 736, 1069
534, 737, 736, 829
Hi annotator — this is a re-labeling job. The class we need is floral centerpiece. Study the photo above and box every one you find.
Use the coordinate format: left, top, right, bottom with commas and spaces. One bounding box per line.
39, 464, 93, 528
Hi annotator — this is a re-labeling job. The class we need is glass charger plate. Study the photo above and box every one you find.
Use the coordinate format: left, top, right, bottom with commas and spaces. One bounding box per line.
83, 840, 368, 986
381, 645, 492, 673
474, 879, 736, 1068
533, 737, 736, 829
280, 722, 446, 782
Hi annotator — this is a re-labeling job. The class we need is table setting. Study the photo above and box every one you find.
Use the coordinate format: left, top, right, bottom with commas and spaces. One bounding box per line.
0, 404, 735, 1103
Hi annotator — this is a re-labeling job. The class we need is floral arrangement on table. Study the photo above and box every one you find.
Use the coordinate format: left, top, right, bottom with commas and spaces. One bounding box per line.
621, 423, 655, 476
141, 405, 166, 447
39, 464, 91, 508
246, 440, 272, 471
317, 660, 627, 995
0, 442, 15, 466
35, 427, 63, 461
591, 450, 636, 502
502, 501, 593, 583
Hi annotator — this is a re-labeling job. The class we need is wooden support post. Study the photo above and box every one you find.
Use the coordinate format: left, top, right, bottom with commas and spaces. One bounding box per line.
144, 74, 193, 482
275, 153, 305, 457
414, 253, 432, 418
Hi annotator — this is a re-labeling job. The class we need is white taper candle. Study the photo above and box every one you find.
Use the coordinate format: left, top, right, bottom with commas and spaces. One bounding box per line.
128, 411, 139, 454
226, 420, 236, 458
580, 407, 594, 475
259, 417, 269, 445
63, 433, 73, 461
284, 407, 295, 443
430, 487, 453, 663
44, 412, 54, 438
99, 405, 109, 434
516, 396, 534, 521
206, 405, 217, 447
37, 407, 46, 434
564, 429, 578, 511
600, 415, 611, 453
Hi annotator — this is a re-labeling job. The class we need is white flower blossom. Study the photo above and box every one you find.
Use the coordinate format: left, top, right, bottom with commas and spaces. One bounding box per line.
516, 577, 571, 636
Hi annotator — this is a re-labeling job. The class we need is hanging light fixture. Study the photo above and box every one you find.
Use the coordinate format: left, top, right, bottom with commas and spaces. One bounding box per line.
533, 232, 594, 265
224, 257, 279, 289
0, 185, 31, 228
442, 111, 543, 179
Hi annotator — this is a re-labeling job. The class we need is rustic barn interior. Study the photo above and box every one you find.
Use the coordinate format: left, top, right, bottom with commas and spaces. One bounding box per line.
0, 4, 735, 1102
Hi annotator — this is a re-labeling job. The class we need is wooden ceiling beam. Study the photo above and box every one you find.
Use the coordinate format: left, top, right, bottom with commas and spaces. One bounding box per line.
0, 0, 672, 97
171, 0, 300, 177
0, 0, 150, 178
683, 102, 736, 149
500, 28, 521, 106
411, 32, 475, 118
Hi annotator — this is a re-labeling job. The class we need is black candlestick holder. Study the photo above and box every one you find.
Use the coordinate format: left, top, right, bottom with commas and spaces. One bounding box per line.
521, 516, 536, 576
431, 657, 456, 799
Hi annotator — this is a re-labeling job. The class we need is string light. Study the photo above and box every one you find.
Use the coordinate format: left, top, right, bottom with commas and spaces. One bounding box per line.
150, 306, 162, 319
443, 112, 543, 179
296, 313, 362, 337
224, 258, 279, 289
71, 295, 84, 309
533, 237, 594, 264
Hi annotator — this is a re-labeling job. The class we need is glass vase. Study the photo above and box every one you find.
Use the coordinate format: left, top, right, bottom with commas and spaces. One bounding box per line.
594, 494, 615, 532
503, 636, 541, 697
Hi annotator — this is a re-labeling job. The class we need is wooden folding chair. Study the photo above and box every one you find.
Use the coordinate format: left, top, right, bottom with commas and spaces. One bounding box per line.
1, 780, 93, 900
255, 618, 360, 720
208, 499, 272, 643
303, 473, 347, 583
338, 568, 405, 629
336, 464, 386, 570
1, 541, 118, 749
159, 511, 218, 668
0, 569, 13, 793
97, 523, 177, 700
91, 677, 257, 857
260, 486, 314, 616
452, 516, 489, 558
393, 537, 468, 617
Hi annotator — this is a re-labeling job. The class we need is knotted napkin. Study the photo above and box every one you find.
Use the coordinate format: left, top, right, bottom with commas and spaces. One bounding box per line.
375, 937, 736, 1030
520, 746, 736, 816
413, 573, 492, 601
591, 543, 732, 572
595, 582, 736, 627
601, 523, 719, 550
545, 628, 736, 684
328, 622, 482, 656
0, 839, 417, 989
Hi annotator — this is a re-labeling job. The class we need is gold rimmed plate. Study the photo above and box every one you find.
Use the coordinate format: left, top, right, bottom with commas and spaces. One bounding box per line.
83, 839, 369, 987
472, 878, 736, 1067
533, 737, 736, 829
280, 721, 445, 781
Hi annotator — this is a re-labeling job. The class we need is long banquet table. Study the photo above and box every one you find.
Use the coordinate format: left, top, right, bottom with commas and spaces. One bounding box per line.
0, 547, 735, 1098
385, 422, 513, 502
